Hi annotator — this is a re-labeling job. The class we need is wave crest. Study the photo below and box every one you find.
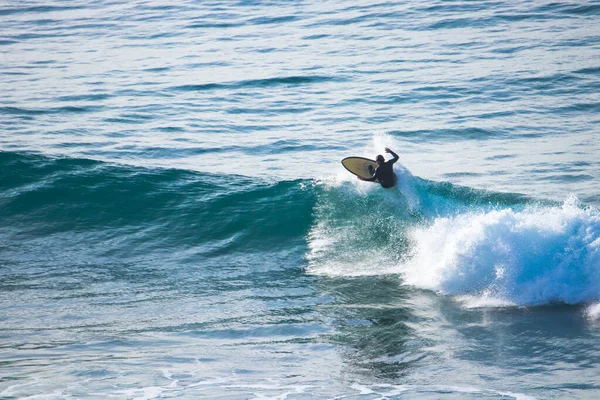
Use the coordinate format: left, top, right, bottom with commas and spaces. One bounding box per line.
402, 196, 600, 306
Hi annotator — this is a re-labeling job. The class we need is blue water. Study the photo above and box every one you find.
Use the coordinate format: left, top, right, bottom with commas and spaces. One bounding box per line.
2, 1, 600, 398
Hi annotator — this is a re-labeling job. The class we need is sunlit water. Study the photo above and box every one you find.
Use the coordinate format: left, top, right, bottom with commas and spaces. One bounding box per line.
2, 1, 600, 399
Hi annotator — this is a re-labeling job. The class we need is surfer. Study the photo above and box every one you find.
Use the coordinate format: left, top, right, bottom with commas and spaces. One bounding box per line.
358, 147, 399, 188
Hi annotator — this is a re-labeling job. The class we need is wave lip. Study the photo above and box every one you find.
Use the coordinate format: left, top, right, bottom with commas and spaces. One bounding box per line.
402, 196, 600, 306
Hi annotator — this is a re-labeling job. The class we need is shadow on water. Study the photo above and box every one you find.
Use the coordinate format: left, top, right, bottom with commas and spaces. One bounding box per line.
314, 275, 430, 382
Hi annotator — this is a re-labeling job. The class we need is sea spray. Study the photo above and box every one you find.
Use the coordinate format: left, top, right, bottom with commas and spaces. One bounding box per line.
402, 196, 600, 306
586, 303, 600, 321
309, 166, 600, 307
306, 168, 422, 277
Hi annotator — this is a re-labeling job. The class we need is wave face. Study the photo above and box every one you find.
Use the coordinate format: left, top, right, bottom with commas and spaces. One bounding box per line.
0, 151, 315, 265
308, 165, 600, 307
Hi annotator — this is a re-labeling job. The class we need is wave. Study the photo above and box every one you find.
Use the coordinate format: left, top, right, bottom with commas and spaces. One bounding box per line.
0, 152, 315, 261
0, 5, 83, 16
403, 196, 600, 306
3, 151, 599, 308
170, 75, 336, 92
307, 165, 600, 308
0, 105, 101, 116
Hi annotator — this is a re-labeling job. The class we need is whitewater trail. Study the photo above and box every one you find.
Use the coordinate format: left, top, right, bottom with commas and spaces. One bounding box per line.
403, 195, 600, 307
308, 164, 600, 312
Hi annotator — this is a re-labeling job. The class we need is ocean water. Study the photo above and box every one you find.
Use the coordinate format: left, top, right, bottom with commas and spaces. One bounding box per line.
1, 0, 600, 398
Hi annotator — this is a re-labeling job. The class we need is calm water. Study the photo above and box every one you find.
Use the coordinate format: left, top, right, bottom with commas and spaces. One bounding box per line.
2, 1, 600, 399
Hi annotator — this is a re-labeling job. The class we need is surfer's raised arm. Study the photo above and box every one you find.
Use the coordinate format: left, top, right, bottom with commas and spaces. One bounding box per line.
385, 147, 399, 164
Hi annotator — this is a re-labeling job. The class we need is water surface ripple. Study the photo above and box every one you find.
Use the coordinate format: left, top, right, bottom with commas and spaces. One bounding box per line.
2, 1, 600, 399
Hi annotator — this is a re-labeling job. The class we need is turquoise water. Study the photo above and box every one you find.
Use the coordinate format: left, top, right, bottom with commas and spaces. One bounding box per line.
2, 1, 600, 398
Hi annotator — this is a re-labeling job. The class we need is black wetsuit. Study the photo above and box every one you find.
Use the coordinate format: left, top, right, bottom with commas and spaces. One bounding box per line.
366, 151, 399, 188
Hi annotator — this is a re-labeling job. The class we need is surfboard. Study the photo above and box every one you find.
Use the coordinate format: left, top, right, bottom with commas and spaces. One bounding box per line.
341, 157, 377, 180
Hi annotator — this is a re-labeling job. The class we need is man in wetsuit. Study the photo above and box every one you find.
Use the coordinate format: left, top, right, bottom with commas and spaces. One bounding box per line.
358, 147, 399, 188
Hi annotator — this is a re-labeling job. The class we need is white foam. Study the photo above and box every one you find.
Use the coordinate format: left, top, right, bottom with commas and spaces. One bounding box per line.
585, 302, 600, 320
455, 294, 516, 309
402, 196, 600, 306
116, 386, 166, 400
337, 383, 536, 400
